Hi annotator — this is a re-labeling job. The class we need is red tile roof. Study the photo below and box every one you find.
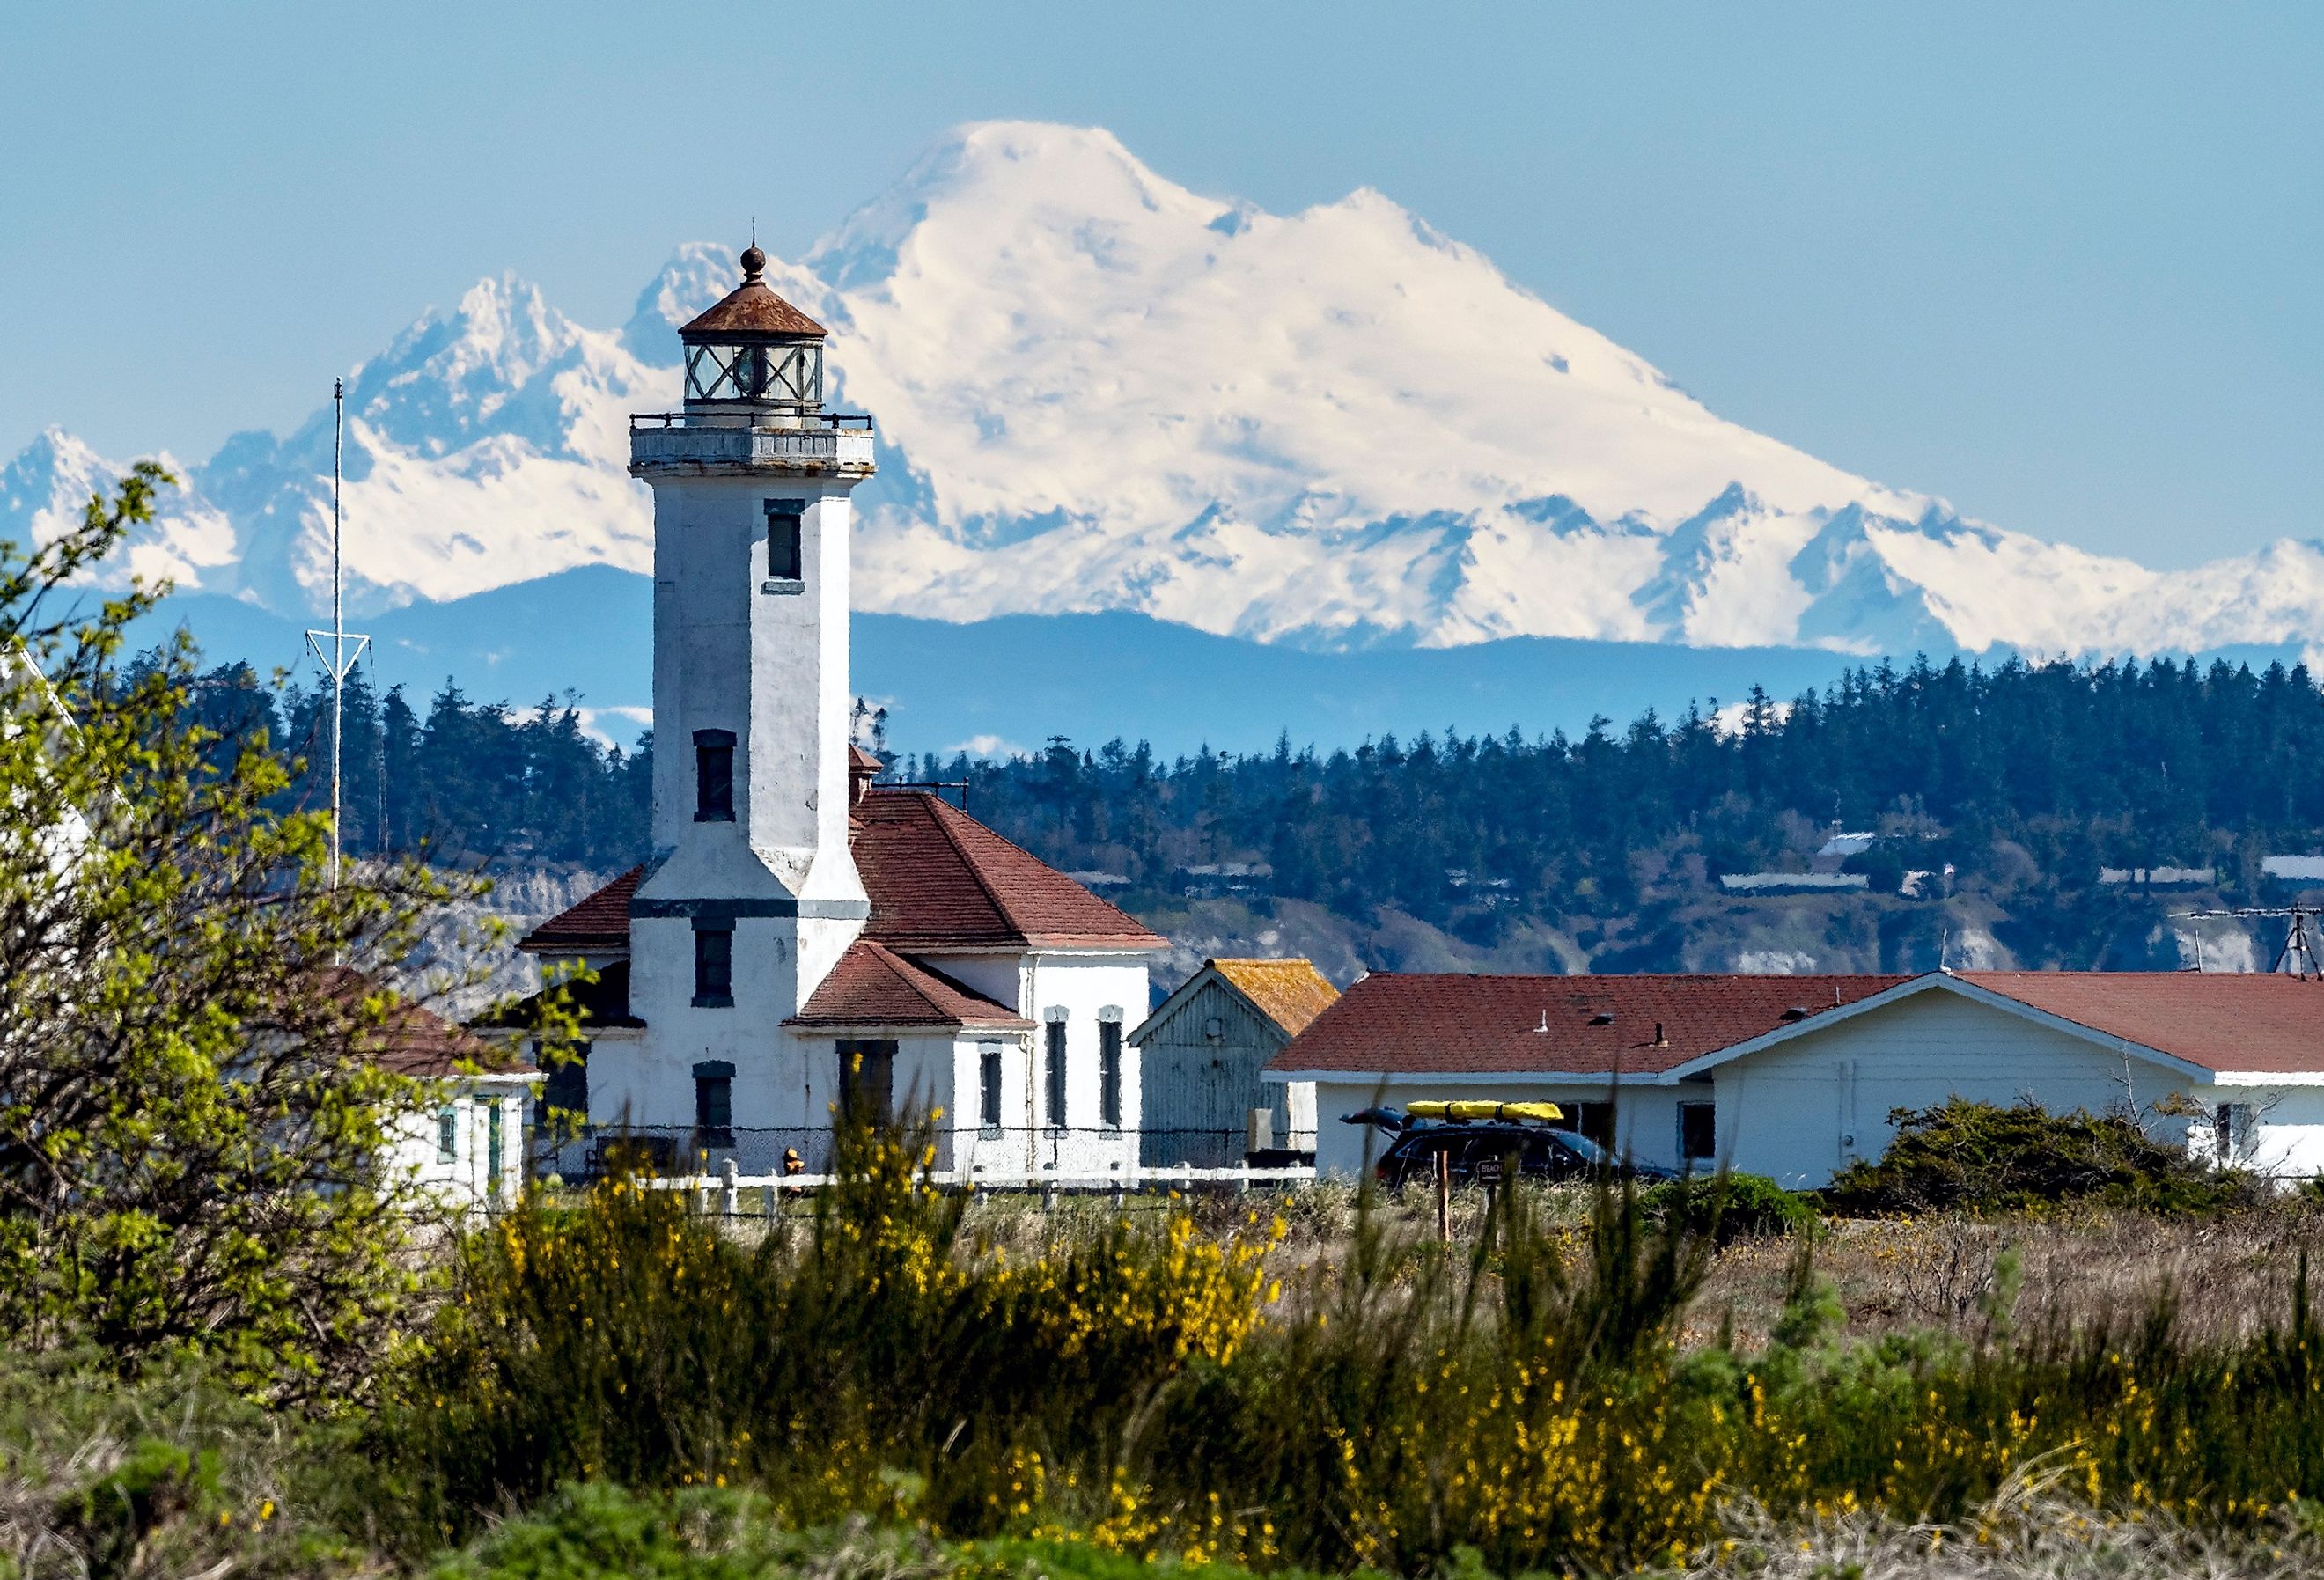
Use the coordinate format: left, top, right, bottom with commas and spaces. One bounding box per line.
471, 959, 644, 1033
518, 867, 642, 953
517, 795, 1160, 960
787, 939, 1031, 1029
317, 968, 537, 1079
1268, 973, 1911, 1078
852, 790, 1165, 952
1962, 972, 2324, 1075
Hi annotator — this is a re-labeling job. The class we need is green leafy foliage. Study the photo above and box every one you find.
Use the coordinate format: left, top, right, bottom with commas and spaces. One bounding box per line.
0, 468, 519, 1400
428, 1482, 952, 1580
1820, 1099, 2261, 1216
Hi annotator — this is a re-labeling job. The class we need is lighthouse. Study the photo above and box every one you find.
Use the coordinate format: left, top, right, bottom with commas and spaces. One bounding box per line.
624, 242, 877, 1112
511, 239, 1159, 1179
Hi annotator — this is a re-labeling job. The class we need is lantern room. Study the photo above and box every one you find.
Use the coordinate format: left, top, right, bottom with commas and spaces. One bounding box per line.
678, 243, 827, 416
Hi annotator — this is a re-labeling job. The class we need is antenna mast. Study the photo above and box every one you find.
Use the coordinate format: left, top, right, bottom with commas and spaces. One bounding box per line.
305, 379, 371, 891
2172, 904, 2324, 979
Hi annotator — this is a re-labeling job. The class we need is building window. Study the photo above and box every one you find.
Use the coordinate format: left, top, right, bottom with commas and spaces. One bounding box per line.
766, 501, 804, 581
694, 1060, 735, 1148
694, 729, 735, 821
540, 1039, 590, 1121
1098, 1021, 1122, 1130
486, 1100, 505, 1194
2216, 1102, 2254, 1165
693, 922, 733, 1006
1044, 1016, 1068, 1129
1679, 1101, 1717, 1164
437, 1105, 459, 1163
838, 1039, 896, 1124
979, 1045, 1004, 1133
1557, 1101, 1617, 1149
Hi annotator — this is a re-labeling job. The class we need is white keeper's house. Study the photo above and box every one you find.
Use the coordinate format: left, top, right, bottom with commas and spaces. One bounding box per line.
1269, 969, 2324, 1187
506, 242, 1162, 1179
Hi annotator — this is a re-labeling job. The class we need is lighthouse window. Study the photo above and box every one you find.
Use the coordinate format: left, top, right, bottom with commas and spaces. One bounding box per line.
694, 729, 735, 822
766, 501, 804, 581
692, 922, 733, 1007
693, 1061, 735, 1148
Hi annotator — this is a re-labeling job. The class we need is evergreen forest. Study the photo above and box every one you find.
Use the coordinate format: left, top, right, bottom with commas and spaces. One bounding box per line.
205, 651, 2324, 969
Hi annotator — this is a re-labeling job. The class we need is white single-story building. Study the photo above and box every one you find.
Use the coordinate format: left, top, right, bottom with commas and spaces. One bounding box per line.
1269, 969, 2324, 1187
357, 981, 540, 1208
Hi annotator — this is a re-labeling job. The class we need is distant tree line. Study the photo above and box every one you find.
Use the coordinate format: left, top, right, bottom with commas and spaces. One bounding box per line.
905, 654, 2324, 936
156, 660, 651, 870
168, 652, 2324, 933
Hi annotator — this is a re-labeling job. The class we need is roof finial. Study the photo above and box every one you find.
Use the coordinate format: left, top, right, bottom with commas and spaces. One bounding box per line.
739, 220, 766, 283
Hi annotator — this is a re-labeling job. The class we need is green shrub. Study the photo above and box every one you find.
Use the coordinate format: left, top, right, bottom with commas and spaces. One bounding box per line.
0, 1349, 372, 1580
429, 1482, 953, 1580
1820, 1098, 2261, 1216
1640, 1172, 1816, 1245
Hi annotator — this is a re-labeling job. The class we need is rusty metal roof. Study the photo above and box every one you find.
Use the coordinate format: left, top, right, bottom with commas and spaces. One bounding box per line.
680, 279, 827, 341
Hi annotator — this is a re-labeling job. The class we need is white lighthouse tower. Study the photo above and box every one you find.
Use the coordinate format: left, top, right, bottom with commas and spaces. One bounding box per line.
622, 241, 877, 1133
508, 238, 1159, 1180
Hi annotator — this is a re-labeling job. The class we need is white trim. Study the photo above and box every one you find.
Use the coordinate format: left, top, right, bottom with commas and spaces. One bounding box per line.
1264, 1068, 1668, 1087
2210, 1071, 2324, 1087
1662, 973, 2214, 1084
910, 944, 1160, 960
783, 1023, 1028, 1039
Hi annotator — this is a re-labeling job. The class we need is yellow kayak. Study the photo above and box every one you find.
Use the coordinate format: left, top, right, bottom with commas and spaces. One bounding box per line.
1405, 1100, 1564, 1123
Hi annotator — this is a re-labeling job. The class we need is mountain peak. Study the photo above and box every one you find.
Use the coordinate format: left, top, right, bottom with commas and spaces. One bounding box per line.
623, 242, 733, 360
1, 121, 2311, 668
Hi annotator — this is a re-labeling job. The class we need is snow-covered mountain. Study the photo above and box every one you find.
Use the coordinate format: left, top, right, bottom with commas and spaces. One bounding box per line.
10, 120, 2324, 662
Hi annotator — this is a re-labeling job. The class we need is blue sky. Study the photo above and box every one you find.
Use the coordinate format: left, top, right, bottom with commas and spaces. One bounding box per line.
3, 1, 2317, 570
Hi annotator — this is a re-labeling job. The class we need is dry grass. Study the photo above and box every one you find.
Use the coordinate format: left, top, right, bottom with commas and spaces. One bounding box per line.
1689, 1201, 2324, 1349
717, 1179, 2324, 1350
1674, 1465, 2324, 1578
713, 1176, 2324, 1356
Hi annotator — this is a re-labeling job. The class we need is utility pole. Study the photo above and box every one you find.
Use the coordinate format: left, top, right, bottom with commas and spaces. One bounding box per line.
305, 379, 371, 890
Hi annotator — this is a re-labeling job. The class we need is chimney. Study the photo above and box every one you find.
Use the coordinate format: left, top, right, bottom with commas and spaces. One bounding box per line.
847, 744, 881, 808
1653, 1021, 1668, 1047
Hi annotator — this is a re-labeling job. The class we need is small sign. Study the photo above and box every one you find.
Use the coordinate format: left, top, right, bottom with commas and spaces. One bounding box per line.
1476, 1153, 1504, 1187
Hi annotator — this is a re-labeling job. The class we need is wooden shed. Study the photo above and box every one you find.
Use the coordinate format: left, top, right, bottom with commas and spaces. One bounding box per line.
1130, 958, 1336, 1167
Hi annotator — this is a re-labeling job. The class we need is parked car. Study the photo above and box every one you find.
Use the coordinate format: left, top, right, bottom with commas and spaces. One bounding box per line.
1373, 1120, 1677, 1189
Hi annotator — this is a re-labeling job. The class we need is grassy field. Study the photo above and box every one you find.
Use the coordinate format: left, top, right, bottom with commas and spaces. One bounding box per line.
23, 1161, 2324, 1579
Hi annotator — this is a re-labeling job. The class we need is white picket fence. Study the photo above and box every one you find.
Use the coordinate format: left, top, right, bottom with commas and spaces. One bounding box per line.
634, 1157, 1317, 1216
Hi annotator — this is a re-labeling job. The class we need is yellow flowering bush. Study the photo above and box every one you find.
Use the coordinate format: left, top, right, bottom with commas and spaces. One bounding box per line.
376, 1140, 2324, 1576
